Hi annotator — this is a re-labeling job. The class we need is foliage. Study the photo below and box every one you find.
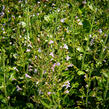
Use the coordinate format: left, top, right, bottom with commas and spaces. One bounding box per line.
0, 0, 109, 108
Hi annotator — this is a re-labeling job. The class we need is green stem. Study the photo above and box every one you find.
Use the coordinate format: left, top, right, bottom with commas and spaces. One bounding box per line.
86, 71, 92, 108
2, 49, 8, 107
99, 32, 109, 62
81, 12, 95, 108
81, 15, 95, 70
27, 4, 30, 39
103, 78, 109, 109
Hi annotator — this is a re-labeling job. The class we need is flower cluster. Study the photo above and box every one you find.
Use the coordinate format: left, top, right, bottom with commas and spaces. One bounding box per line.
62, 80, 70, 89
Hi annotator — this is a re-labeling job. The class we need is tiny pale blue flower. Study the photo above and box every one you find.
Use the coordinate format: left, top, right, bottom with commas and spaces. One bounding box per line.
56, 62, 60, 66
47, 92, 51, 95
98, 29, 102, 34
49, 40, 54, 44
16, 85, 22, 91
65, 90, 69, 94
63, 44, 68, 49
66, 55, 71, 61
38, 48, 41, 52
60, 19, 64, 23
25, 73, 31, 78
49, 52, 54, 57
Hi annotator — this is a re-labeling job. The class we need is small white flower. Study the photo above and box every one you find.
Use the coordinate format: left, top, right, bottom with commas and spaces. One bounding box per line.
37, 13, 39, 16
75, 16, 78, 19
60, 46, 62, 48
49, 40, 54, 44
12, 78, 16, 81
37, 1, 40, 4
29, 65, 33, 69
77, 19, 80, 22
36, 81, 39, 85
51, 63, 56, 71
63, 81, 70, 89
13, 67, 18, 71
104, 34, 107, 37
12, 15, 15, 19
10, 42, 12, 45
29, 69, 32, 72
19, 15, 21, 18
63, 44, 68, 49
89, 34, 92, 38
82, 0, 86, 5
29, 59, 32, 62
38, 48, 41, 52
53, 63, 56, 67
65, 90, 69, 94
84, 74, 87, 78
3, 31, 6, 34
50, 58, 53, 61
25, 74, 31, 78
32, 14, 35, 17
77, 47, 81, 51
49, 52, 54, 57
86, 84, 88, 88
52, 3, 55, 6
67, 64, 73, 67
62, 81, 70, 92
62, 38, 64, 40
28, 44, 32, 48
51, 67, 54, 72
2, 28, 4, 31
37, 38, 40, 42
26, 49, 31, 52
57, 8, 60, 12
56, 62, 60, 66
18, 0, 22, 3
34, 69, 37, 73
47, 92, 51, 95
16, 85, 22, 91
0, 12, 4, 16
66, 55, 71, 61
98, 29, 102, 34
78, 21, 83, 25
65, 68, 68, 70
60, 18, 64, 23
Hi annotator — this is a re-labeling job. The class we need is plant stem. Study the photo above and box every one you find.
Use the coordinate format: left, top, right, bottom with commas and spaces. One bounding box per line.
103, 78, 109, 109
2, 49, 8, 107
99, 32, 109, 62
81, 15, 95, 70
86, 71, 92, 108
80, 12, 95, 108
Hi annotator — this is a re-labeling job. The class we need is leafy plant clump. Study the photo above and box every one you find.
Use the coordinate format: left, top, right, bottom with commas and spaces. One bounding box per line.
0, 0, 109, 109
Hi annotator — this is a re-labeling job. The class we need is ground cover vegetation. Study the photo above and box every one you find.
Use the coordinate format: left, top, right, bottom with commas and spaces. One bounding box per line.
0, 0, 109, 108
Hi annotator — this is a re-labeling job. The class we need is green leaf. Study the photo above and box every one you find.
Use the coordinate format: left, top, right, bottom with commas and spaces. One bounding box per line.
40, 100, 52, 109
103, 72, 109, 78
78, 8, 82, 15
26, 103, 34, 108
77, 71, 85, 75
